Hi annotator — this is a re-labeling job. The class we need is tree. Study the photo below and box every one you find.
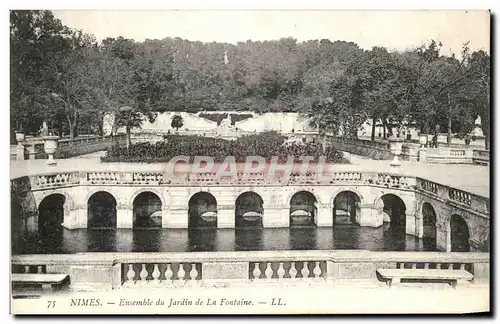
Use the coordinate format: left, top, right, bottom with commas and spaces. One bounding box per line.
83, 47, 136, 135
114, 106, 151, 148
48, 33, 97, 138
171, 115, 184, 130
10, 10, 73, 139
466, 50, 490, 150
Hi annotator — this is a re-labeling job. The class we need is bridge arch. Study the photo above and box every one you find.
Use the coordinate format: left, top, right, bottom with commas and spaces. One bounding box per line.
132, 191, 163, 228
11, 198, 24, 250
329, 187, 366, 207
285, 189, 321, 207
449, 214, 471, 252
188, 191, 218, 228
129, 188, 166, 209
375, 193, 407, 230
421, 202, 437, 239
289, 190, 317, 227
35, 189, 75, 211
332, 191, 361, 225
235, 191, 264, 228
87, 191, 117, 229
38, 193, 66, 232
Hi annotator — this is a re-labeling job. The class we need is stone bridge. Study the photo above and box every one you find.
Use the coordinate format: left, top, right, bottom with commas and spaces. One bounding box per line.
10, 167, 490, 253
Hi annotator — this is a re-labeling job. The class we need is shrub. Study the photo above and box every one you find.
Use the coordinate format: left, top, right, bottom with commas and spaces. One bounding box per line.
102, 131, 348, 164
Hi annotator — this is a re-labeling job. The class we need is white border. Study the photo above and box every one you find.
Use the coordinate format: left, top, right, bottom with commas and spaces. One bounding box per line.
2, 1, 497, 322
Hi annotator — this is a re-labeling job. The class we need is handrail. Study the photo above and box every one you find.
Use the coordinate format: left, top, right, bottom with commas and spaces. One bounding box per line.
11, 250, 490, 265
11, 168, 489, 216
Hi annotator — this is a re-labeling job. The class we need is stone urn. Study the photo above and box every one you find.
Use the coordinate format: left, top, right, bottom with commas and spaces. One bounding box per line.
15, 132, 26, 160
389, 136, 405, 167
42, 135, 60, 166
418, 133, 428, 148
15, 132, 25, 143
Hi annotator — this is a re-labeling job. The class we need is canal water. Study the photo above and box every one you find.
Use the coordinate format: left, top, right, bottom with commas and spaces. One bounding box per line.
13, 223, 436, 254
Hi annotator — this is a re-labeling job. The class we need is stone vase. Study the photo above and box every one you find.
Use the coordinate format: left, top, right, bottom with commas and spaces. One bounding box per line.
42, 135, 60, 166
418, 134, 428, 148
389, 136, 405, 167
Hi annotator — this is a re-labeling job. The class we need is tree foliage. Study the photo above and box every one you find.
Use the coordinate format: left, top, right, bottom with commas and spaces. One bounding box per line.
10, 11, 490, 147
171, 115, 184, 130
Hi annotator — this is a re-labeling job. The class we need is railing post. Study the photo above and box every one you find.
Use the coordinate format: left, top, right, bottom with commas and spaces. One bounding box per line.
112, 262, 122, 289
16, 142, 26, 161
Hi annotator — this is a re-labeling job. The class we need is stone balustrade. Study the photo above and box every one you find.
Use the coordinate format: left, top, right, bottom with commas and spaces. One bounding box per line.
20, 169, 418, 190
14, 134, 127, 160
11, 250, 490, 291
327, 137, 478, 164
416, 178, 489, 215
29, 172, 80, 189
15, 169, 488, 217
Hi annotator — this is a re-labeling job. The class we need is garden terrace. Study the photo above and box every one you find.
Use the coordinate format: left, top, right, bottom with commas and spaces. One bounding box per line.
102, 132, 348, 164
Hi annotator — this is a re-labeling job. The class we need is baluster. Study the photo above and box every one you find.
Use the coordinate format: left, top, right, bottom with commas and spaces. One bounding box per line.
264, 262, 273, 280
313, 261, 322, 278
460, 264, 465, 270
252, 262, 261, 280
37, 266, 43, 273
190, 263, 199, 281
448, 264, 453, 270
178, 263, 186, 280
289, 262, 298, 279
436, 263, 441, 269
164, 264, 174, 284
424, 263, 429, 269
399, 262, 405, 269
24, 265, 30, 273
411, 263, 417, 270
140, 264, 148, 282
277, 262, 285, 279
301, 261, 310, 279
126, 264, 136, 283
152, 264, 161, 282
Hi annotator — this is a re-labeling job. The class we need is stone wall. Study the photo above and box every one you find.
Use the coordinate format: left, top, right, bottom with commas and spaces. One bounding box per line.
103, 111, 316, 136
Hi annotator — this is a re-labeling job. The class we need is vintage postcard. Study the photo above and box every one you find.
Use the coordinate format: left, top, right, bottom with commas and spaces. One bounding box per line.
9, 9, 490, 315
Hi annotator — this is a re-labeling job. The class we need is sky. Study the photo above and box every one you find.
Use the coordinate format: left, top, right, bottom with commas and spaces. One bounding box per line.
53, 10, 490, 57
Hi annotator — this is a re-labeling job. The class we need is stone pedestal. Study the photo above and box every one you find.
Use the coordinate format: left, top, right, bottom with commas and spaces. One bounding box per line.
62, 208, 87, 229
26, 144, 36, 160
202, 261, 249, 286
163, 208, 188, 228
436, 224, 449, 252
418, 148, 427, 162
315, 206, 333, 227
25, 215, 38, 232
356, 206, 383, 228
414, 213, 424, 238
69, 261, 117, 291
472, 263, 490, 283
263, 208, 288, 228
405, 213, 417, 237
117, 207, 133, 229
16, 144, 25, 161
217, 208, 235, 228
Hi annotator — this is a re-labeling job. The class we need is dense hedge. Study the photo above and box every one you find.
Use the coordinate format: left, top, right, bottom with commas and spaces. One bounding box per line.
102, 132, 348, 164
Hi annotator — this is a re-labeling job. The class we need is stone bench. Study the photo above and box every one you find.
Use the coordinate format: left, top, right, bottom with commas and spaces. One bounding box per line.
12, 273, 69, 294
377, 269, 473, 288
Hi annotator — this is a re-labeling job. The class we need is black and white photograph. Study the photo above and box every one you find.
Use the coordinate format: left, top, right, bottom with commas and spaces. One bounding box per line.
9, 9, 491, 314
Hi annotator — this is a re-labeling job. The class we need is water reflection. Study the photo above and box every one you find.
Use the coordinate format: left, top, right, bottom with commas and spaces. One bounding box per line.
14, 223, 436, 254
